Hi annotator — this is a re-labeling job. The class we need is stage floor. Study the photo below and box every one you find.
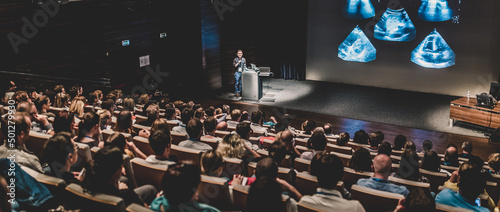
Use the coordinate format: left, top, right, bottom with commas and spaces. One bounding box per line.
217, 79, 490, 138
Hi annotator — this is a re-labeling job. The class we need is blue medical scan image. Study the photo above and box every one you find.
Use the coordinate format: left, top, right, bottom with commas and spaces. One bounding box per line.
374, 8, 416, 42
338, 26, 377, 62
411, 29, 455, 68
418, 0, 453, 22
344, 0, 375, 19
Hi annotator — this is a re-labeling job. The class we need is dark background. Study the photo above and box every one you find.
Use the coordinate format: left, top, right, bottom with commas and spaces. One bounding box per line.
0, 0, 307, 98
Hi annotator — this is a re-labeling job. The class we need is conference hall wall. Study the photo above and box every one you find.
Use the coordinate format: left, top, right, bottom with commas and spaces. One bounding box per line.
306, 0, 500, 96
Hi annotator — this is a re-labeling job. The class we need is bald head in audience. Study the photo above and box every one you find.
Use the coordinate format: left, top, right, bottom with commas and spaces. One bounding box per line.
281, 130, 293, 143
444, 145, 459, 167
372, 154, 392, 179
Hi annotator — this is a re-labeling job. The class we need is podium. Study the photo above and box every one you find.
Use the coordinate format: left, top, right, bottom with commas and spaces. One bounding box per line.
241, 70, 262, 101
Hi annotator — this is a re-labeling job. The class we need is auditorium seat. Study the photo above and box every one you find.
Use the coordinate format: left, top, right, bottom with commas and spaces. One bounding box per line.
200, 137, 219, 150
295, 172, 344, 196
126, 203, 154, 212
351, 184, 404, 212
21, 165, 67, 204
197, 175, 232, 211
326, 143, 353, 155
256, 149, 269, 158
64, 183, 126, 212
222, 157, 243, 178
295, 138, 308, 147
123, 154, 138, 189
166, 120, 179, 131
232, 184, 250, 211
436, 203, 473, 212
346, 142, 370, 150
440, 164, 458, 173
26, 131, 51, 159
170, 145, 202, 165
419, 168, 448, 192
135, 114, 148, 123
170, 132, 188, 145
295, 145, 309, 154
297, 200, 323, 212
437, 186, 489, 207
342, 167, 373, 190
132, 136, 155, 156
214, 130, 230, 138
392, 150, 403, 157
330, 152, 352, 167
262, 138, 274, 148
48, 106, 64, 114
232, 184, 288, 212
132, 124, 150, 133
248, 137, 260, 145
294, 158, 311, 173
130, 158, 168, 190
388, 176, 431, 190
486, 181, 499, 205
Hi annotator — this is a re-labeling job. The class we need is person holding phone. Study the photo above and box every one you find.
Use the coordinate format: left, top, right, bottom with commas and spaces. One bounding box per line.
233, 49, 246, 97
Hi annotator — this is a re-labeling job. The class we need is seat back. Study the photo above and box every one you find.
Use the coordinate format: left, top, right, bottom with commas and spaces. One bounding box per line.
132, 124, 150, 134
197, 175, 232, 211
232, 184, 250, 211
122, 155, 138, 189
297, 200, 326, 212
171, 132, 188, 145
200, 137, 219, 150
21, 165, 67, 203
347, 142, 370, 150
295, 145, 310, 154
436, 203, 473, 212
388, 176, 431, 190
170, 145, 202, 165
295, 172, 318, 196
486, 181, 499, 205
135, 114, 148, 123
214, 130, 230, 138
26, 131, 51, 159
330, 152, 352, 167
419, 168, 448, 192
126, 203, 155, 212
221, 157, 243, 179
295, 138, 308, 147
165, 120, 179, 131
342, 167, 373, 190
132, 136, 155, 156
294, 158, 311, 173
351, 184, 404, 212
130, 158, 168, 190
64, 183, 126, 212
326, 143, 352, 155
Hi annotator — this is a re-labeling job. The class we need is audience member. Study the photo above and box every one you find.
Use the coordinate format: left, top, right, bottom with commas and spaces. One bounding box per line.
81, 146, 157, 207
137, 104, 159, 127
348, 148, 373, 173
227, 109, 241, 128
34, 95, 54, 118
171, 108, 193, 135
393, 134, 407, 151
105, 132, 147, 159
75, 112, 100, 147
217, 134, 260, 160
250, 111, 268, 136
52, 110, 75, 135
323, 123, 334, 137
216, 121, 228, 131
301, 131, 327, 160
122, 98, 136, 112
442, 144, 460, 167
337, 132, 350, 146
268, 141, 287, 167
0, 113, 44, 172
302, 120, 316, 135
488, 153, 500, 175
368, 132, 381, 151
378, 141, 392, 156
357, 154, 409, 196
280, 130, 301, 158
422, 139, 433, 153
299, 153, 365, 212
146, 130, 178, 165
392, 141, 428, 182
178, 118, 212, 151
68, 96, 86, 119
435, 161, 489, 212
459, 141, 479, 161
114, 110, 137, 136
201, 116, 222, 142
353, 129, 369, 145
41, 132, 81, 184
395, 187, 435, 212
18, 101, 54, 134
200, 150, 227, 180
150, 163, 219, 211
421, 150, 441, 172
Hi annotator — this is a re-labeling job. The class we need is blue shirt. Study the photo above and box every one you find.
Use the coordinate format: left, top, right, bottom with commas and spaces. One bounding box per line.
435, 189, 489, 212
150, 196, 220, 212
356, 177, 409, 197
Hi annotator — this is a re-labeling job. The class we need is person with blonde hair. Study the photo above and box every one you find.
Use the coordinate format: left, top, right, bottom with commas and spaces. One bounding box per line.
138, 94, 149, 105
216, 134, 260, 160
69, 96, 86, 118
122, 98, 136, 112
200, 150, 227, 180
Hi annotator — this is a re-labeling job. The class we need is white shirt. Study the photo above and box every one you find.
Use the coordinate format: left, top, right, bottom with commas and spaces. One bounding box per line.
145, 155, 176, 166
299, 188, 365, 212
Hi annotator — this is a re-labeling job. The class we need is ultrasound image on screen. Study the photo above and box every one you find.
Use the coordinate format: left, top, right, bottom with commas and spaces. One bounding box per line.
344, 0, 375, 19
338, 26, 377, 62
418, 0, 453, 22
374, 8, 416, 42
411, 29, 455, 68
